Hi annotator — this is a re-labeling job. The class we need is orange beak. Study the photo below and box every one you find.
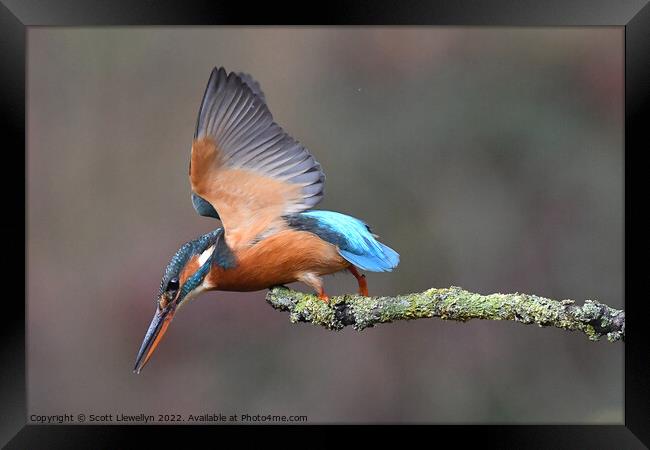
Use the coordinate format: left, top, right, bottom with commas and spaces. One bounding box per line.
133, 304, 176, 374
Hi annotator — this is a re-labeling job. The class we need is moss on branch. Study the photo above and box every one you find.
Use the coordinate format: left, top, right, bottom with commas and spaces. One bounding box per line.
265, 286, 624, 342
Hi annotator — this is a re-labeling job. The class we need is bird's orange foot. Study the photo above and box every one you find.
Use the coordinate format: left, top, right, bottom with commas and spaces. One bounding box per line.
318, 288, 330, 303
349, 266, 369, 297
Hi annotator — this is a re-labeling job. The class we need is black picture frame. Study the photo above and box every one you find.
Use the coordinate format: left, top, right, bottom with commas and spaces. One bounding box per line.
3, 0, 647, 447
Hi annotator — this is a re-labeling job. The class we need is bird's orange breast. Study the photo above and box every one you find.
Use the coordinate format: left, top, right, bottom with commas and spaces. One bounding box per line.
206, 229, 349, 292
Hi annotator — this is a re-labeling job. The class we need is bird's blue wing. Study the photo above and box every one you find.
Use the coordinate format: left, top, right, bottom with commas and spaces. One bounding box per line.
292, 211, 399, 272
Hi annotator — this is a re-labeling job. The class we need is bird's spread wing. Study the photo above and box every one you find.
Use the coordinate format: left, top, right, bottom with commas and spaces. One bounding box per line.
237, 72, 266, 102
189, 67, 326, 250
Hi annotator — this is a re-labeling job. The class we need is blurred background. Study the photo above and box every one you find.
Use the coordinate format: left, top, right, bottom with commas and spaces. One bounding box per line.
27, 27, 623, 424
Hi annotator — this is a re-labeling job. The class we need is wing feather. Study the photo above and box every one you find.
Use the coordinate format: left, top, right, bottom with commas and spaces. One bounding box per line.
237, 72, 267, 101
190, 67, 326, 249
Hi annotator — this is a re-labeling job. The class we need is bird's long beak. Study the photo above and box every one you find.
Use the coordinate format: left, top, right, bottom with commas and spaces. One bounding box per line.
133, 304, 176, 374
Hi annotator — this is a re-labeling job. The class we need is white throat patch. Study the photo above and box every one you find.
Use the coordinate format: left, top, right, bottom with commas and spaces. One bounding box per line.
198, 245, 215, 266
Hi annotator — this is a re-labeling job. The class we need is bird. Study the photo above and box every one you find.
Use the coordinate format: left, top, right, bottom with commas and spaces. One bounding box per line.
133, 67, 399, 374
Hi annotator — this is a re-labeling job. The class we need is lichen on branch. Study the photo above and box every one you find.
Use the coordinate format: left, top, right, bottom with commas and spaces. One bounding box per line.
265, 286, 624, 342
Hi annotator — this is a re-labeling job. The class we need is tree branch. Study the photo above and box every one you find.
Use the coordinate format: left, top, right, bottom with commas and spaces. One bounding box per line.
265, 286, 624, 342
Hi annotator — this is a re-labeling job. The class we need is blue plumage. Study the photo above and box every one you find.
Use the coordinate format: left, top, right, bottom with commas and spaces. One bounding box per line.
160, 228, 221, 296
296, 210, 400, 272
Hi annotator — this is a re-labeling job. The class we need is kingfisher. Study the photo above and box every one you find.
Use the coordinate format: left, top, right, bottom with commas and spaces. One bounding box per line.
133, 67, 399, 373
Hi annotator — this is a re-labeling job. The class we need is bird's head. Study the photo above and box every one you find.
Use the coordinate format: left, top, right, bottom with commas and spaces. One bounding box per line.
133, 229, 220, 374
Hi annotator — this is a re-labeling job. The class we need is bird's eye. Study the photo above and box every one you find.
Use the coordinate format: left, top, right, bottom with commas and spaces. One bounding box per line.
168, 277, 179, 291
